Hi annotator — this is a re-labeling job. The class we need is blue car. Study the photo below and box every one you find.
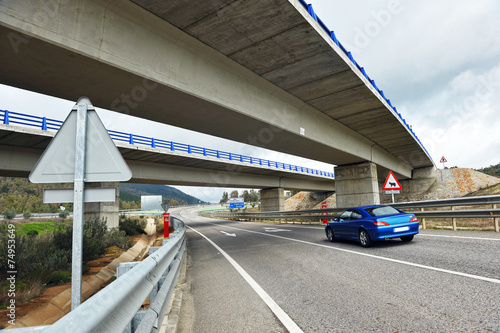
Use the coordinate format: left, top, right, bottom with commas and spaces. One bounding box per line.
325, 205, 419, 247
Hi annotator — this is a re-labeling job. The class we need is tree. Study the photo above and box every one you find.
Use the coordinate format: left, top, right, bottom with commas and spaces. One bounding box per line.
2, 208, 16, 220
220, 191, 229, 204
230, 190, 239, 199
248, 189, 260, 203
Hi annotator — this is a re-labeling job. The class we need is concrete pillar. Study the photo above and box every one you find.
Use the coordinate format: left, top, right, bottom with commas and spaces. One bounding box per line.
84, 182, 120, 229
260, 188, 284, 212
334, 162, 380, 208
309, 191, 335, 201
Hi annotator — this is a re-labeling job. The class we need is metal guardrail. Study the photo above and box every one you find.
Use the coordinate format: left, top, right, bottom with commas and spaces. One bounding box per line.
0, 109, 333, 178
6, 216, 186, 333
203, 195, 500, 232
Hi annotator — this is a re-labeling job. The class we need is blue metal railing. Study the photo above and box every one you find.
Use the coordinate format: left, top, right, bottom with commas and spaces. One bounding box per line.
0, 109, 334, 178
297, 1, 430, 157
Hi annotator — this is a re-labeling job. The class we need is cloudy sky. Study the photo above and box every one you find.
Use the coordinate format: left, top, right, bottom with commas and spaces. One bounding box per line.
308, 0, 500, 168
1, 1, 499, 202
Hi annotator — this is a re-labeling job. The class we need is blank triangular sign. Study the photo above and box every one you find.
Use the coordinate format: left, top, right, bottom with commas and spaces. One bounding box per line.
29, 99, 132, 183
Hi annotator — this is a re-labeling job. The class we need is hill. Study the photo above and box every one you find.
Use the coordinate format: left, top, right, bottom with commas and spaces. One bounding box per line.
475, 162, 500, 177
0, 177, 203, 213
119, 183, 203, 205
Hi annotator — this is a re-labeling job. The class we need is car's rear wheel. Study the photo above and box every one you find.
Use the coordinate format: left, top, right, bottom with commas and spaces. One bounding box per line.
359, 229, 372, 247
401, 235, 414, 242
326, 228, 335, 242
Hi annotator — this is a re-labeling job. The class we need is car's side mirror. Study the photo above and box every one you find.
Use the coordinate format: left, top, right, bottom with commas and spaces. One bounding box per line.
333, 217, 339, 222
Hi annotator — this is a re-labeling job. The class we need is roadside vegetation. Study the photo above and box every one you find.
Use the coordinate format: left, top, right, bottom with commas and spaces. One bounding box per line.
0, 215, 145, 309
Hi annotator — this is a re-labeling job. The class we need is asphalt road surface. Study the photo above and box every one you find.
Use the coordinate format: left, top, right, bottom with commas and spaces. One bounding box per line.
175, 208, 500, 332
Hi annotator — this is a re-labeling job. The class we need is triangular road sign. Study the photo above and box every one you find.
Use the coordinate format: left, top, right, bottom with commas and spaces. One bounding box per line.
440, 156, 447, 163
382, 171, 402, 190
29, 99, 132, 183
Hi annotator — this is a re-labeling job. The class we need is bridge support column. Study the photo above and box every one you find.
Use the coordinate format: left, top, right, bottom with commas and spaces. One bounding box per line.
84, 182, 120, 229
310, 191, 335, 201
334, 162, 380, 207
261, 188, 284, 212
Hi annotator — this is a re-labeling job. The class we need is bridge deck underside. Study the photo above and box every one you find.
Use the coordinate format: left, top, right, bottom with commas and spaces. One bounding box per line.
132, 0, 432, 170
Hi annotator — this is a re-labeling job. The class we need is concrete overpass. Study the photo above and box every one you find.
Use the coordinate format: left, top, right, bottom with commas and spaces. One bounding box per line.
0, 0, 435, 208
0, 120, 334, 192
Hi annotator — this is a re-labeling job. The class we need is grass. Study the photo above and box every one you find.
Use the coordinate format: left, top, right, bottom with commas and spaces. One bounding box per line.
13, 220, 70, 236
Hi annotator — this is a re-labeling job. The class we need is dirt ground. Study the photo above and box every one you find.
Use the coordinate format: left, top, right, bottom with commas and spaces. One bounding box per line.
0, 236, 143, 329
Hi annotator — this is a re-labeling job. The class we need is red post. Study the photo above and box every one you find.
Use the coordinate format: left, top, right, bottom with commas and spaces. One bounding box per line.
163, 212, 170, 238
322, 201, 328, 224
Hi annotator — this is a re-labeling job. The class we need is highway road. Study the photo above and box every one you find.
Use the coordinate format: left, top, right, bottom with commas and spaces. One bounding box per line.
175, 208, 500, 332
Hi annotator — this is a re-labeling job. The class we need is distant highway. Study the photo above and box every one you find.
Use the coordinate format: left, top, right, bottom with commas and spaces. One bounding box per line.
175, 207, 500, 332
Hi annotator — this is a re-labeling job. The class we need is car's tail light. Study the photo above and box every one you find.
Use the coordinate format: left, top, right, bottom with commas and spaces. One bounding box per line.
410, 216, 418, 223
374, 221, 389, 226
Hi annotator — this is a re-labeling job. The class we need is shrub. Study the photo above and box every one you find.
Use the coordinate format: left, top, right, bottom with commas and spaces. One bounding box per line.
119, 216, 145, 236
23, 210, 32, 219
27, 230, 39, 237
46, 270, 71, 286
53, 217, 109, 262
2, 208, 16, 220
105, 228, 129, 249
59, 209, 69, 219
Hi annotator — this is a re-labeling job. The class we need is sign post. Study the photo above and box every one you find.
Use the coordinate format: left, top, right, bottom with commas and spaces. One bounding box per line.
29, 97, 132, 310
440, 156, 447, 169
382, 171, 403, 203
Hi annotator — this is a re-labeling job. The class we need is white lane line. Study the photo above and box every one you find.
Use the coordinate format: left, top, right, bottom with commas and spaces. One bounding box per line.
187, 226, 304, 333
418, 234, 500, 241
212, 223, 500, 285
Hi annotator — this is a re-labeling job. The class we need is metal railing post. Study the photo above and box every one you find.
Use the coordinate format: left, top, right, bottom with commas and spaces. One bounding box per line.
421, 207, 426, 230
451, 206, 457, 231
494, 204, 499, 232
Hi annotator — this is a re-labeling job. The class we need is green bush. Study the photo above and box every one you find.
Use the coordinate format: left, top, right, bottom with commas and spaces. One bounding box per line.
27, 230, 39, 237
58, 209, 69, 219
53, 217, 109, 262
119, 216, 145, 236
105, 227, 129, 249
2, 207, 16, 220
23, 210, 31, 219
0, 216, 133, 308
46, 270, 71, 286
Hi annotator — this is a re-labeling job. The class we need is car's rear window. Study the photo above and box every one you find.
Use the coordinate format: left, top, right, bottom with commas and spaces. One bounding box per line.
364, 206, 400, 217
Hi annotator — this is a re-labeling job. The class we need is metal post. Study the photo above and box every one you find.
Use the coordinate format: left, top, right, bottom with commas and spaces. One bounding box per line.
451, 206, 457, 231
421, 207, 426, 230
494, 204, 499, 233
71, 102, 88, 310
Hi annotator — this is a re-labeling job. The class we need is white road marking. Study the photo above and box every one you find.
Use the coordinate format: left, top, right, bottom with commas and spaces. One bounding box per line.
220, 231, 236, 237
212, 223, 500, 285
187, 226, 304, 333
264, 227, 291, 233
418, 233, 500, 241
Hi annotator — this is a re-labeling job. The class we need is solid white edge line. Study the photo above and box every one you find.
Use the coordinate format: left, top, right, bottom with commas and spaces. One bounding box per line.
213, 223, 500, 285
187, 225, 304, 333
418, 234, 500, 241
